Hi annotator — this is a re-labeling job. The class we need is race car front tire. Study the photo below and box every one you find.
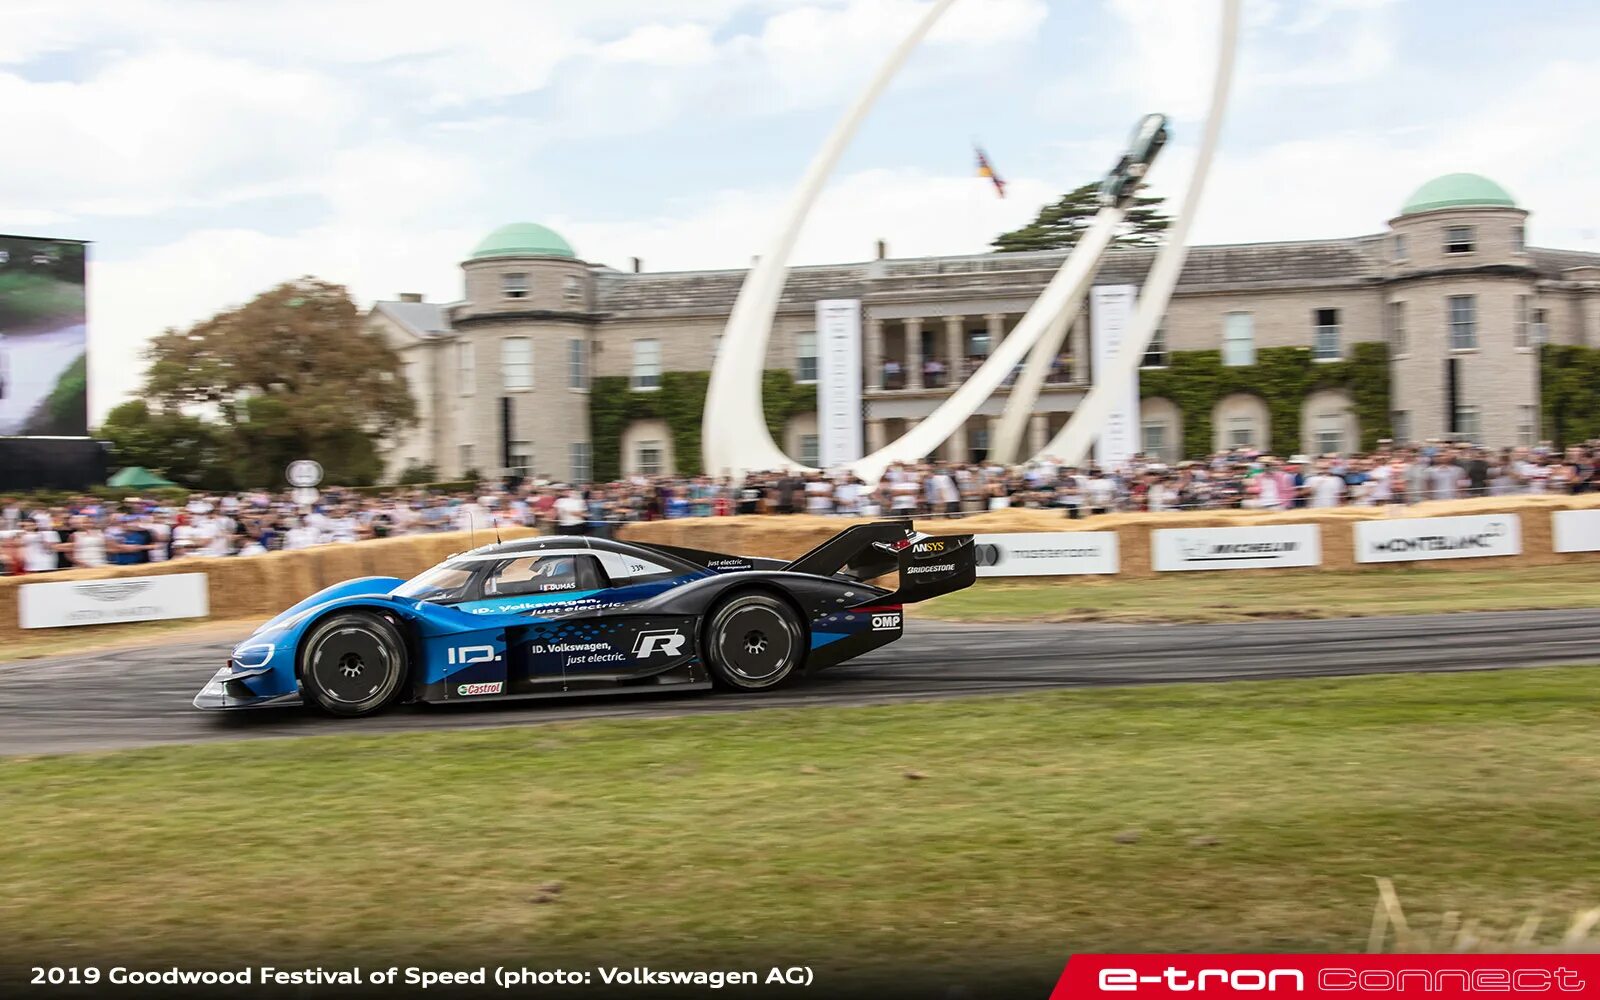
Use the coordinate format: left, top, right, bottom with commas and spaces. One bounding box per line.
703, 592, 804, 691
298, 610, 409, 717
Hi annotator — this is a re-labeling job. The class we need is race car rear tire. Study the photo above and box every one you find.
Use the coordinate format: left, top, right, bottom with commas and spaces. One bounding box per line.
299, 610, 409, 717
704, 592, 804, 691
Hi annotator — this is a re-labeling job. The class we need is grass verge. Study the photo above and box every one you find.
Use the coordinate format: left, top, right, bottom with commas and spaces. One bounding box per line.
2, 667, 1598, 987
920, 562, 1600, 623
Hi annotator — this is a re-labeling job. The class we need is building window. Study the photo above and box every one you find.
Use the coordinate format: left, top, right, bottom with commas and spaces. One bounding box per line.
631, 339, 661, 390
508, 440, 533, 477
1223, 312, 1254, 367
563, 275, 582, 304
1532, 308, 1549, 346
1314, 415, 1343, 456
1141, 322, 1168, 368
799, 434, 820, 468
1226, 415, 1256, 448
459, 444, 475, 475
500, 337, 532, 391
636, 441, 663, 475
1517, 405, 1537, 446
1444, 226, 1475, 254
1512, 224, 1525, 253
1388, 301, 1408, 356
1313, 308, 1341, 360
569, 442, 592, 483
1453, 404, 1481, 443
711, 335, 722, 363
1448, 295, 1477, 350
502, 272, 529, 299
1391, 410, 1409, 444
795, 330, 818, 383
1141, 421, 1167, 460
1515, 296, 1530, 349
966, 329, 990, 358
457, 341, 475, 396
567, 337, 588, 389
1393, 234, 1407, 262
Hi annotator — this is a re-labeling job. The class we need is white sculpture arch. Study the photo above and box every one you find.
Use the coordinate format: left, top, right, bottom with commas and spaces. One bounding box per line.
703, 0, 1241, 483
1034, 0, 1240, 465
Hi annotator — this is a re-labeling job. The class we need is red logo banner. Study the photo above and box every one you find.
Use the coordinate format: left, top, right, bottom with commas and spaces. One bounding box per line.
1051, 955, 1598, 999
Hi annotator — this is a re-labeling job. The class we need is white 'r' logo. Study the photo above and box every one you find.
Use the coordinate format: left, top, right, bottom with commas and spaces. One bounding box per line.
632, 630, 686, 658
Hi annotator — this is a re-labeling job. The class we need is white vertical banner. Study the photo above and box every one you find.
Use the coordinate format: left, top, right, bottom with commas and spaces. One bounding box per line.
1090, 284, 1140, 471
815, 298, 864, 468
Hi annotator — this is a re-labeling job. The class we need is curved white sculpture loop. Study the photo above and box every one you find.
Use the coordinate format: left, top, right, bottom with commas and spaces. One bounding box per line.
1034, 0, 1240, 465
703, 0, 1241, 483
702, 0, 958, 477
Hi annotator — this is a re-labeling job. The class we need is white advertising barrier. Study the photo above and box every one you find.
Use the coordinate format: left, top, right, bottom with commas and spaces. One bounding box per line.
1153, 524, 1322, 572
1552, 509, 1600, 553
974, 532, 1119, 577
1354, 514, 1520, 564
19, 572, 210, 629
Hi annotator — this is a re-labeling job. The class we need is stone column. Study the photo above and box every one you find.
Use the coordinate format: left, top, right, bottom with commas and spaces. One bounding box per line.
905, 317, 924, 389
865, 317, 884, 390
944, 315, 964, 385
1029, 413, 1049, 457
865, 418, 887, 454
986, 312, 1005, 352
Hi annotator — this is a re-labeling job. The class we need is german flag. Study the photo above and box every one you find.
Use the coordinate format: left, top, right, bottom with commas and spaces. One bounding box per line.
974, 144, 1006, 198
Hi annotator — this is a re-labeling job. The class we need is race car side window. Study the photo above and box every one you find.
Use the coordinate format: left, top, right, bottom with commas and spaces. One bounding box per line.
594, 550, 684, 586
484, 554, 601, 597
393, 563, 476, 603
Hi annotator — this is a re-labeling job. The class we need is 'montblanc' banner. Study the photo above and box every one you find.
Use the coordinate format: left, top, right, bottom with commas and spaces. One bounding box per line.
1152, 524, 1321, 572
974, 532, 1119, 576
19, 572, 209, 629
1353, 514, 1520, 563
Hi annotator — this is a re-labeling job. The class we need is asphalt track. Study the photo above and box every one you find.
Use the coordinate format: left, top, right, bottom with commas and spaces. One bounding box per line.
2, 608, 1597, 755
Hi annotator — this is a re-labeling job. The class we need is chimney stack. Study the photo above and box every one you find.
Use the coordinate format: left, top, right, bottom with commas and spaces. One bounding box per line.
398, 292, 424, 303
630, 257, 642, 273
876, 239, 887, 260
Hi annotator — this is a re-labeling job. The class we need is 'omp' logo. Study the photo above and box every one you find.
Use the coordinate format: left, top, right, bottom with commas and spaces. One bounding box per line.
632, 629, 686, 658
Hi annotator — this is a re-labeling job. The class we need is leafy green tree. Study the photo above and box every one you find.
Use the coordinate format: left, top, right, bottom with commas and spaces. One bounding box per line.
97, 399, 235, 490
991, 182, 1169, 253
141, 278, 415, 486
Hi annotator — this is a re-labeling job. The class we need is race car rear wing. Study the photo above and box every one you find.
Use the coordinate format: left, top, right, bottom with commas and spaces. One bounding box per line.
784, 520, 976, 607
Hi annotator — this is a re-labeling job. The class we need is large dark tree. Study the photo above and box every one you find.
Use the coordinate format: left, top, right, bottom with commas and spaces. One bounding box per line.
138, 278, 415, 487
991, 182, 1170, 253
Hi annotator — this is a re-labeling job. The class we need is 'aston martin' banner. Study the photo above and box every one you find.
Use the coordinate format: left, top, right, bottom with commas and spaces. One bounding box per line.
1353, 514, 1520, 563
19, 572, 209, 629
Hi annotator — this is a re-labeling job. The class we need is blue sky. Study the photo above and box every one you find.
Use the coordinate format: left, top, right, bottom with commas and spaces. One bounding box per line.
1, 0, 1597, 419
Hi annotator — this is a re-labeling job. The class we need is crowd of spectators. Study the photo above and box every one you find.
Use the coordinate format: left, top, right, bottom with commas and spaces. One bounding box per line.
3, 441, 1596, 574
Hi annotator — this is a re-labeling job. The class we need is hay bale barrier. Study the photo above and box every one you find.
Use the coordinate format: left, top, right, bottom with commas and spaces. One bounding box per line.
0, 527, 539, 645
619, 494, 1600, 581
3, 499, 1598, 645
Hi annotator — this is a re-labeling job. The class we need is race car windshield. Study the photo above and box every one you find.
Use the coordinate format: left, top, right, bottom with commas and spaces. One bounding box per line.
393, 562, 475, 603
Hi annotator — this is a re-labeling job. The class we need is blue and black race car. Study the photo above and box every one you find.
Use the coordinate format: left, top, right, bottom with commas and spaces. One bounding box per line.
194, 521, 975, 717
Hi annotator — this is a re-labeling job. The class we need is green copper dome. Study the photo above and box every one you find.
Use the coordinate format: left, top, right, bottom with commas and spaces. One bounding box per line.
470, 222, 576, 260
1400, 174, 1517, 215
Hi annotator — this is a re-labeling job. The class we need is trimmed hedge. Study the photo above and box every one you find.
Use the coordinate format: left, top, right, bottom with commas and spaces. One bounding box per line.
591, 369, 815, 481
1139, 342, 1391, 457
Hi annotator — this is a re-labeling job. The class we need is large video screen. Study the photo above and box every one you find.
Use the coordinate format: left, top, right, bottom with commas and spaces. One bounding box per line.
0, 234, 88, 437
